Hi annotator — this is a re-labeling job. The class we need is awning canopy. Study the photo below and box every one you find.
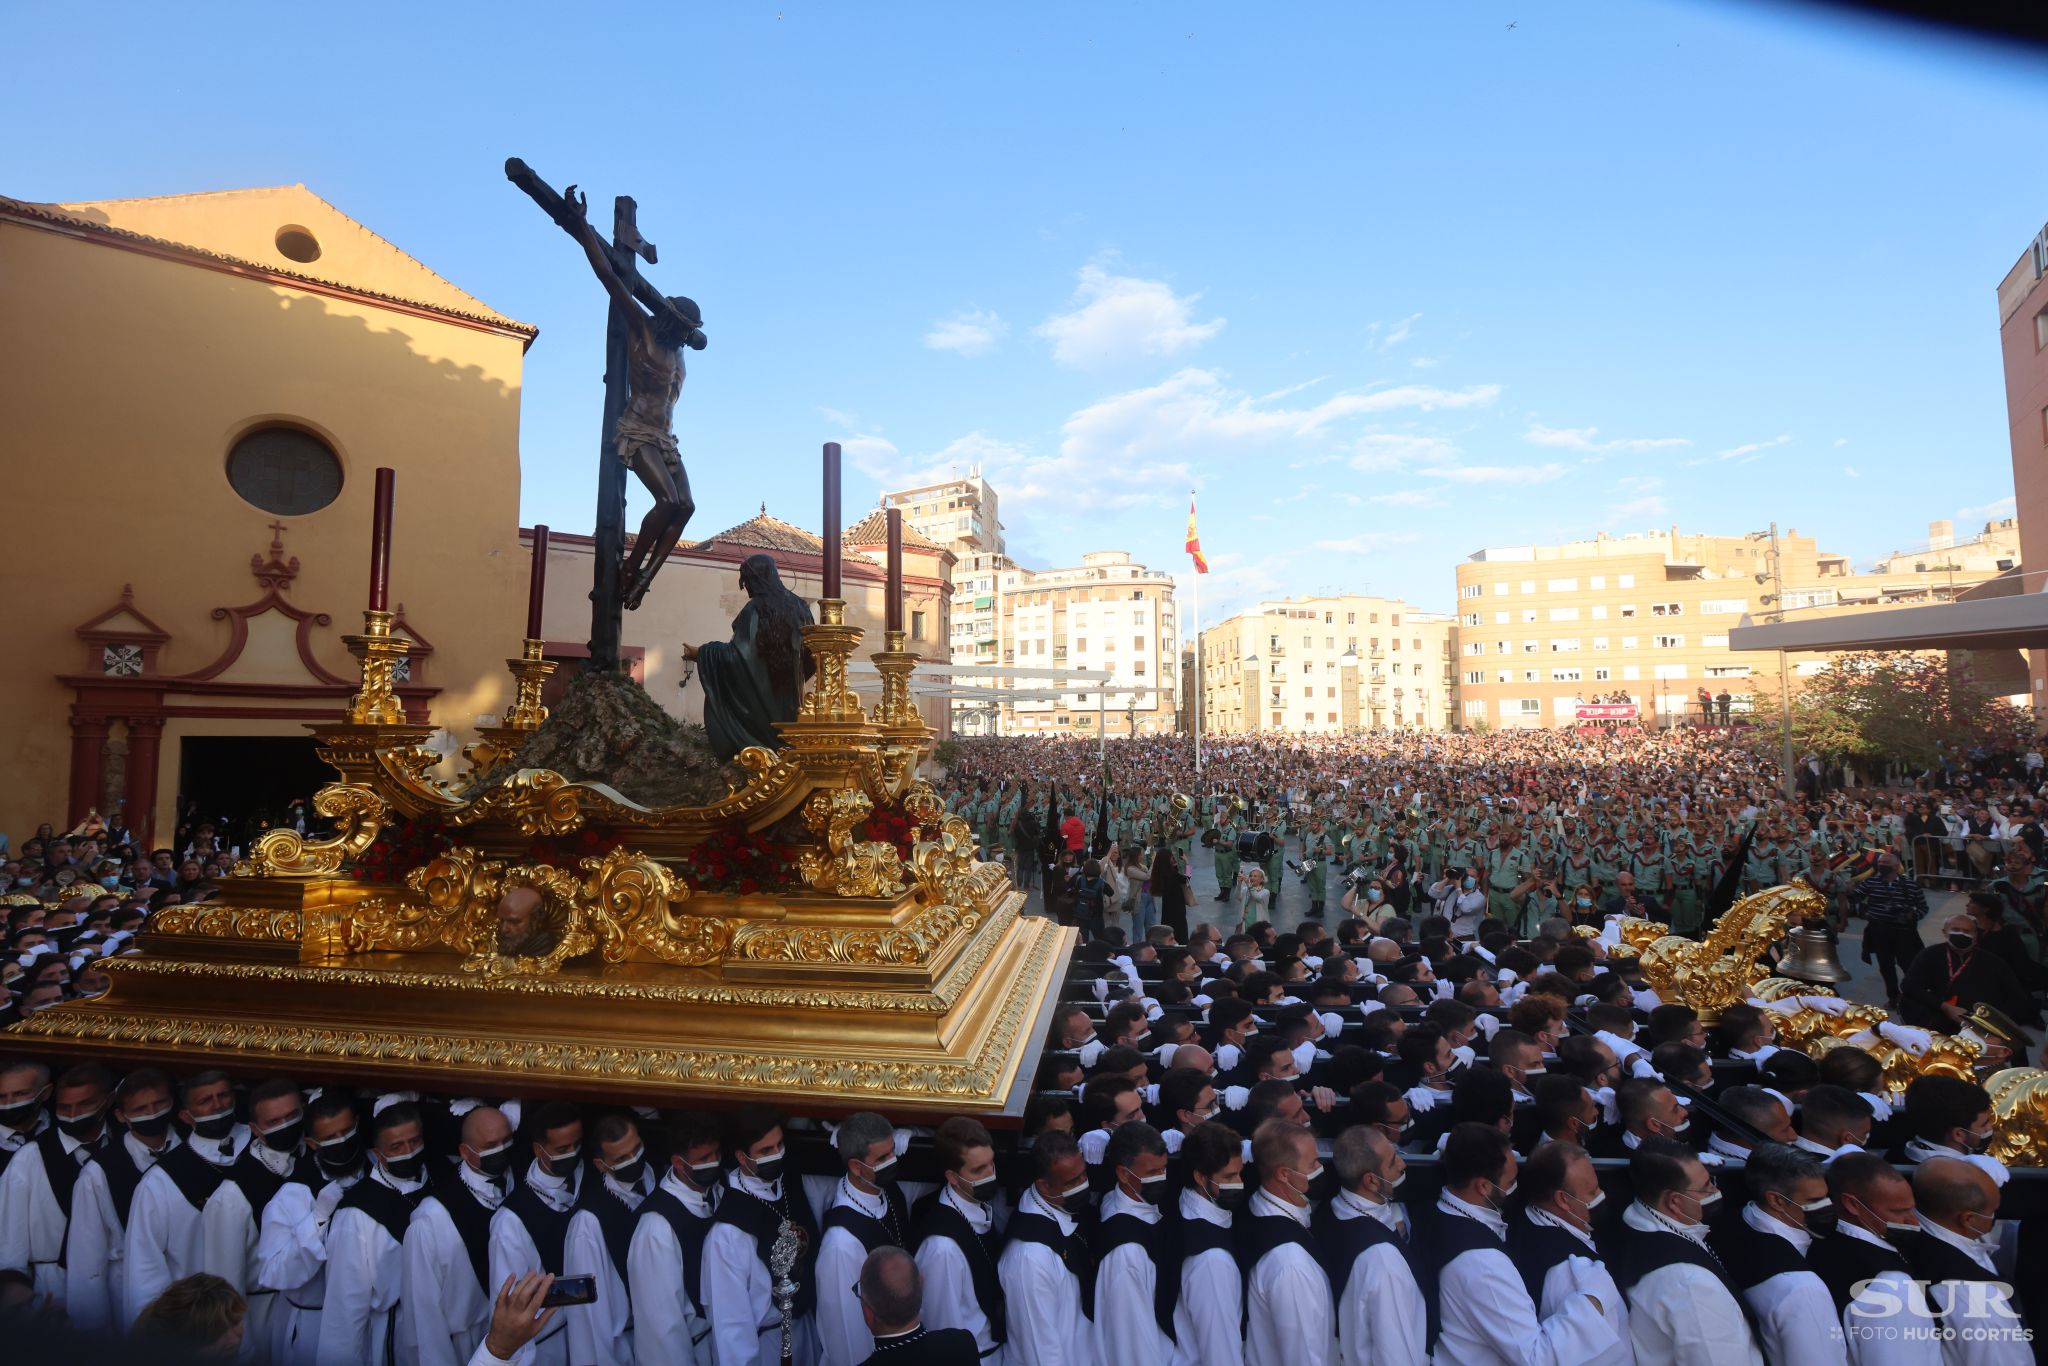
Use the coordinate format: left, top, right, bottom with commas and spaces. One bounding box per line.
1728, 592, 2048, 654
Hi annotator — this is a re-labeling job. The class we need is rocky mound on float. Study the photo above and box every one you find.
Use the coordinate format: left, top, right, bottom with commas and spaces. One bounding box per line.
472, 670, 742, 809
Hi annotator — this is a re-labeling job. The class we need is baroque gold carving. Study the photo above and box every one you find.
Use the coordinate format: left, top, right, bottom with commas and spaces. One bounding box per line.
796, 789, 906, 898
1984, 1067, 2048, 1167
728, 901, 976, 965
343, 609, 412, 726
147, 904, 304, 943
235, 784, 387, 878
585, 847, 731, 966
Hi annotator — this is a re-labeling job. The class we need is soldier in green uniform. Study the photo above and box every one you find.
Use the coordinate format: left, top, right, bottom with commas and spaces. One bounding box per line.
1211, 814, 1240, 905
1300, 840, 1331, 917
1488, 830, 1533, 926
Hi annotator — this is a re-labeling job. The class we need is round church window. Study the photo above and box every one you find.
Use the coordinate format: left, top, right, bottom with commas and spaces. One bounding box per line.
226, 426, 344, 516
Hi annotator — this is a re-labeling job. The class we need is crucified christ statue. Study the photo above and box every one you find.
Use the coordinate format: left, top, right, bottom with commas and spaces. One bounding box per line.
556, 185, 707, 609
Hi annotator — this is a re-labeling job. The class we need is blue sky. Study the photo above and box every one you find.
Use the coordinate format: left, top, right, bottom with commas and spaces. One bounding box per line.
7, 2, 2044, 619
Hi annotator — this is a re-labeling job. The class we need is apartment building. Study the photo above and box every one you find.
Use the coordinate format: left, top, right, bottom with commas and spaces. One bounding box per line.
1998, 223, 2048, 697
995, 551, 1179, 736
880, 469, 1005, 557
1451, 525, 2012, 730
1198, 595, 1454, 735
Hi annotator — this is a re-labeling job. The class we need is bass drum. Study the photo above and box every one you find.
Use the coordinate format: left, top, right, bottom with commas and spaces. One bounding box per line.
1237, 831, 1278, 862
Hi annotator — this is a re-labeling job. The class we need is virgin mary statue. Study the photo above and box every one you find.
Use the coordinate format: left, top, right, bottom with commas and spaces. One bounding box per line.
682, 554, 816, 760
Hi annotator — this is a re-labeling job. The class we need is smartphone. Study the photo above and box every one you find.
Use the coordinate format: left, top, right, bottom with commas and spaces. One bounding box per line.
542, 1275, 598, 1308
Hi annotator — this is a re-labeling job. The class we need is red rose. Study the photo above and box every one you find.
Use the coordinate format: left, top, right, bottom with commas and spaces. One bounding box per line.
739, 877, 759, 895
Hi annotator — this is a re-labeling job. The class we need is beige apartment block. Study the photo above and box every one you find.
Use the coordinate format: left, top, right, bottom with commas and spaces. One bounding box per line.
1198, 595, 1454, 735
1452, 525, 2013, 730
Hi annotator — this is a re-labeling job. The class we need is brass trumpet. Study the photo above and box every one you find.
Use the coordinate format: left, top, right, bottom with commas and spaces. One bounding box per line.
1171, 793, 1193, 813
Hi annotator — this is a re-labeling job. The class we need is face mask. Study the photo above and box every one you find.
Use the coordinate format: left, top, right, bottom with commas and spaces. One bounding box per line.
56, 1106, 106, 1141
189, 1108, 236, 1141
0, 1094, 46, 1129
1211, 1179, 1248, 1211
1690, 1189, 1723, 1219
1521, 1067, 1547, 1083
382, 1150, 426, 1183
1569, 1187, 1607, 1216
13, 876, 32, 887
1961, 1127, 1993, 1155
128, 1105, 176, 1141
1489, 1179, 1518, 1211
258, 1115, 305, 1154
749, 1151, 785, 1186
959, 1174, 1001, 1206
475, 1140, 516, 1177
1662, 1117, 1691, 1137
607, 1148, 648, 1188
314, 1127, 362, 1173
1367, 888, 1383, 902
1947, 933, 1977, 952
1059, 1177, 1093, 1210
1576, 897, 1592, 908
1797, 1197, 1837, 1238
864, 1154, 900, 1187
100, 876, 120, 889
1133, 1172, 1169, 1205
1462, 878, 1477, 891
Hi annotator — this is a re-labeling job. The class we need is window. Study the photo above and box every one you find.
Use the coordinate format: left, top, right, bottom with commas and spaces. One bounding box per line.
1621, 635, 1639, 649
1785, 589, 1838, 610
1272, 712, 1285, 726
1700, 598, 1748, 615
1462, 612, 1481, 626
1494, 611, 1510, 624
1521, 608, 1538, 623
1592, 637, 1610, 651
1076, 638, 1087, 652
1618, 574, 1635, 588
1654, 663, 1687, 680
1701, 633, 1729, 647
1391, 639, 1402, 651
1304, 686, 1314, 699
1590, 575, 1606, 590
1549, 607, 1580, 622
1465, 641, 1486, 656
1465, 670, 1486, 685
1706, 664, 1751, 677
1653, 634, 1684, 648
1550, 637, 1581, 652
1347, 611, 1358, 623
1324, 612, 1334, 624
1493, 583, 1508, 596
1552, 668, 1583, 682
1496, 641, 1509, 654
1520, 580, 1536, 594
1522, 668, 1539, 682
1497, 670, 1511, 683
1546, 577, 1578, 592
1594, 667, 1612, 681
1651, 602, 1683, 616
1622, 665, 1641, 680
1303, 661, 1315, 673
1391, 614, 1402, 626
226, 426, 344, 515
1464, 699, 1488, 720
1590, 605, 1607, 620
1134, 660, 1146, 675
1461, 585, 1482, 599
911, 610, 926, 640
1619, 604, 1637, 618
1522, 640, 1538, 654
1516, 699, 1541, 716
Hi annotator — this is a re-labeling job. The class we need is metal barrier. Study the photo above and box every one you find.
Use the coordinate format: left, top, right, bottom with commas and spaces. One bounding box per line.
1909, 832, 2013, 889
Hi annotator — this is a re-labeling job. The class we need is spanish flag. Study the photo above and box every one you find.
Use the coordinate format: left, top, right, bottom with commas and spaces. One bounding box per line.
1185, 495, 1209, 574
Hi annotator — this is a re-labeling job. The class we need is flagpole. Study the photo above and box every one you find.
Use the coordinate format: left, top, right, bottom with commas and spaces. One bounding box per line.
1191, 501, 1203, 778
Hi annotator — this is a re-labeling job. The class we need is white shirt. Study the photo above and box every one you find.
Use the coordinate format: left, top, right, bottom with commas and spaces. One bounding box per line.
1245, 1188, 1333, 1366
816, 1176, 906, 1366
1094, 1187, 1172, 1366
486, 1162, 580, 1366
255, 1164, 362, 1366
403, 1163, 511, 1366
64, 1133, 175, 1331
1735, 1203, 1847, 1366
564, 1167, 653, 1366
0, 1124, 97, 1303
1434, 1191, 1619, 1366
915, 1183, 1004, 1362
124, 1125, 249, 1326
1330, 1189, 1426, 1366
1834, 1222, 1943, 1366
628, 1170, 718, 1366
1521, 1206, 1633, 1366
997, 1186, 1090, 1366
1912, 1217, 2031, 1366
1169, 1187, 1242, 1366
698, 1168, 818, 1366
315, 1163, 425, 1366
1617, 1201, 1762, 1366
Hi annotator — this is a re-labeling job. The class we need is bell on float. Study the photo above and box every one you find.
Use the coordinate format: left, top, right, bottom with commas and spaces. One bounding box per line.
1779, 923, 1851, 985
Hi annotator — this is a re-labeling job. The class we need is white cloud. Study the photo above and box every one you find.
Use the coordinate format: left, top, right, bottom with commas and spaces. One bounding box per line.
1715, 435, 1792, 462
1372, 313, 1422, 350
1416, 462, 1568, 485
819, 406, 867, 429
1833, 437, 1850, 448
1368, 489, 1447, 508
1843, 465, 1861, 479
1957, 495, 2016, 521
1036, 264, 1224, 368
1409, 355, 1442, 369
1525, 423, 1691, 454
1610, 495, 1669, 521
1350, 433, 1462, 472
1311, 532, 1423, 554
923, 309, 1008, 357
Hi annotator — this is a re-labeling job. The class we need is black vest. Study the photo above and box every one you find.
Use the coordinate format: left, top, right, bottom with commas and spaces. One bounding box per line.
1711, 1215, 1813, 1293
1312, 1200, 1409, 1303
1234, 1205, 1320, 1279
910, 1195, 1005, 1345
1160, 1206, 1235, 1338
1908, 1231, 2022, 1334
223, 1146, 318, 1230
1504, 1212, 1601, 1306
855, 1324, 984, 1366
156, 1142, 231, 1213
33, 1125, 102, 1221
637, 1186, 713, 1315
1809, 1229, 1915, 1317
339, 1175, 427, 1246
821, 1183, 912, 1256
90, 1137, 153, 1226
1611, 1217, 1751, 1324
1420, 1206, 1508, 1350
429, 1167, 502, 1297
1093, 1206, 1176, 1339
1006, 1207, 1095, 1318
577, 1177, 649, 1284
503, 1182, 578, 1275
712, 1182, 820, 1320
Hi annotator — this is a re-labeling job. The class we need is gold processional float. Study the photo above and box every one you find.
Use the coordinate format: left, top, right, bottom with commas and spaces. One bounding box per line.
1601, 881, 2048, 1166
12, 592, 1074, 1120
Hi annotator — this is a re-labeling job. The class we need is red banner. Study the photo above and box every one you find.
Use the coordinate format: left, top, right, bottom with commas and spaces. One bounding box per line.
1574, 704, 1638, 720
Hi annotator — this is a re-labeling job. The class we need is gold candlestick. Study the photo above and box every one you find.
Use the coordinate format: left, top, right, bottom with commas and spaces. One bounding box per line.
343, 609, 412, 726
797, 598, 866, 724
870, 629, 923, 731
464, 638, 557, 778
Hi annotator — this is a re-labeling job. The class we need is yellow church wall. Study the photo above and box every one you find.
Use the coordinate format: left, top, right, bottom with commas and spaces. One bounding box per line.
0, 214, 530, 845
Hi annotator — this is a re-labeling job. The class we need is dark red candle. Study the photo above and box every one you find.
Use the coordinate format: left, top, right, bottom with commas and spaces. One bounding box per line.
368, 467, 395, 612
885, 507, 904, 634
526, 524, 550, 638
822, 442, 843, 599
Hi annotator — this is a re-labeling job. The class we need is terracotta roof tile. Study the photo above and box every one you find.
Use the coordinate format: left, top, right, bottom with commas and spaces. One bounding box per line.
696, 512, 880, 566
844, 508, 943, 550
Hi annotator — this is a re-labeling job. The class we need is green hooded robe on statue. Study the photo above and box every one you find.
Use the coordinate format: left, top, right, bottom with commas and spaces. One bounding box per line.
692, 553, 814, 761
